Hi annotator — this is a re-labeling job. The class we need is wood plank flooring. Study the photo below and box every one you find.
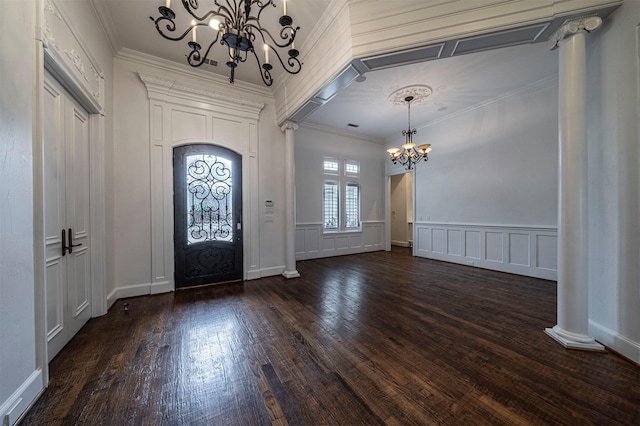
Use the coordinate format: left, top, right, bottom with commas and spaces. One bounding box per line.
21, 248, 639, 425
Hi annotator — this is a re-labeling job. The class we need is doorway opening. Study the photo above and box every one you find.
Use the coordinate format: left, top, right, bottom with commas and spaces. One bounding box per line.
389, 172, 414, 248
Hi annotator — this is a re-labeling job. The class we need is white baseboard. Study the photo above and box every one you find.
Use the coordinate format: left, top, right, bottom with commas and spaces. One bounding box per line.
589, 320, 640, 364
391, 240, 411, 247
150, 280, 172, 295
257, 265, 286, 278
0, 369, 43, 426
106, 287, 118, 310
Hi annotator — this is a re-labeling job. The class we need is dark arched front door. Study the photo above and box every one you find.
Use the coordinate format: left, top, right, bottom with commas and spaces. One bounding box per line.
173, 144, 243, 288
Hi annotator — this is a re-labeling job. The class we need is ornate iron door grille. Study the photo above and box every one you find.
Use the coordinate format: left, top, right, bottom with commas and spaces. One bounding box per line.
186, 154, 233, 244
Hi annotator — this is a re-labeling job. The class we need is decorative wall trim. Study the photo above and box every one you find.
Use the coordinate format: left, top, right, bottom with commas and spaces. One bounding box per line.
414, 222, 557, 280
589, 320, 640, 365
0, 370, 43, 426
138, 72, 266, 291
138, 73, 265, 117
118, 48, 271, 97
295, 221, 385, 260
44, 0, 105, 108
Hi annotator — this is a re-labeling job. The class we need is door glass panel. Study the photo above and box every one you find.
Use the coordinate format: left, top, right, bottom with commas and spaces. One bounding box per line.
186, 154, 233, 244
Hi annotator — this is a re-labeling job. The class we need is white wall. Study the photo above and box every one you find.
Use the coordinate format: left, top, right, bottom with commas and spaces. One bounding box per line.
112, 57, 287, 298
586, 0, 640, 363
0, 2, 40, 424
408, 76, 559, 279
295, 125, 385, 258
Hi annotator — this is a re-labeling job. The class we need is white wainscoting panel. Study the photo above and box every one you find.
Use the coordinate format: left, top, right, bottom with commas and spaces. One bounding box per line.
415, 222, 557, 280
296, 221, 384, 260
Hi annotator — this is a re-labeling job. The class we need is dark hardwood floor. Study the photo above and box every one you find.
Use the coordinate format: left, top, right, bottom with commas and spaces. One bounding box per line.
21, 248, 639, 425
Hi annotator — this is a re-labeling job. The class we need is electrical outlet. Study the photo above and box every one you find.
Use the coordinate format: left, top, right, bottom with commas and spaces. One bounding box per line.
467, 261, 474, 266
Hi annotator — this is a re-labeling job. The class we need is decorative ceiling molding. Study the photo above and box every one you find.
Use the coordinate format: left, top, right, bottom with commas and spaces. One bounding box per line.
388, 85, 433, 106
119, 48, 272, 98
138, 72, 265, 112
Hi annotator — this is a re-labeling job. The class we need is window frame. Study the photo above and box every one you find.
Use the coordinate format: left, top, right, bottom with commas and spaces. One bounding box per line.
322, 158, 361, 233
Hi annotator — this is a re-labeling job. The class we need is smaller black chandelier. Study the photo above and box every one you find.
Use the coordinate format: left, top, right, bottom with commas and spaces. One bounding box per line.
150, 0, 301, 86
387, 96, 432, 170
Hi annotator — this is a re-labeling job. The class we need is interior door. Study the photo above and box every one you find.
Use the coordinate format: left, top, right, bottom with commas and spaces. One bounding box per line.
44, 72, 92, 361
173, 144, 243, 288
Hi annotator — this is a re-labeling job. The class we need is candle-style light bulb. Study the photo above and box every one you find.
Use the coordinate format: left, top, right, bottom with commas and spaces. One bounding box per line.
264, 44, 269, 64
165, 0, 170, 8
191, 20, 197, 42
283, 0, 287, 15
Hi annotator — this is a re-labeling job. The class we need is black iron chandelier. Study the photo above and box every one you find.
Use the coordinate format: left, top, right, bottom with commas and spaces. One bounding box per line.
386, 96, 432, 170
150, 0, 301, 86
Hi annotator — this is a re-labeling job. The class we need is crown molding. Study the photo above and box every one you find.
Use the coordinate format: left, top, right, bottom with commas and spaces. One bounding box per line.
89, 0, 122, 55
138, 72, 265, 113
117, 48, 273, 99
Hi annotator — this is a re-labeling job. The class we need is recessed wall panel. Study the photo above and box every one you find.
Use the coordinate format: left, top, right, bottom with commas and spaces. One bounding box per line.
306, 229, 320, 253
486, 232, 503, 263
447, 229, 462, 256
537, 235, 557, 271
417, 227, 430, 251
171, 110, 207, 141
152, 105, 163, 141
465, 230, 481, 259
509, 233, 530, 267
295, 229, 305, 254
432, 228, 445, 253
323, 238, 336, 251
337, 236, 349, 249
212, 117, 242, 146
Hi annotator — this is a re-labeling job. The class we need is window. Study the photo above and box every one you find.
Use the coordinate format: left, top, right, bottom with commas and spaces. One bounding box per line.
323, 158, 339, 175
345, 182, 360, 228
323, 181, 339, 229
345, 160, 360, 177
323, 159, 360, 231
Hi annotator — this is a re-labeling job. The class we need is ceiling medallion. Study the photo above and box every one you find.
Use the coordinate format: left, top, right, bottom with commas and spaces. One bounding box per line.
150, 0, 301, 86
387, 85, 432, 107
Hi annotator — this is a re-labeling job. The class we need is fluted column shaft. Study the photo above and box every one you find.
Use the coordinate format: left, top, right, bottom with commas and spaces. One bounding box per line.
281, 121, 300, 279
545, 17, 604, 351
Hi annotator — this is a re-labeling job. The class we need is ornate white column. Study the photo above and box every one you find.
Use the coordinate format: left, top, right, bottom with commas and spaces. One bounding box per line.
545, 17, 604, 351
281, 121, 300, 279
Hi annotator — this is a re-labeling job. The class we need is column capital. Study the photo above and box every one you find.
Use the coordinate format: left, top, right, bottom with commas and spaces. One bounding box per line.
547, 16, 602, 50
281, 121, 299, 132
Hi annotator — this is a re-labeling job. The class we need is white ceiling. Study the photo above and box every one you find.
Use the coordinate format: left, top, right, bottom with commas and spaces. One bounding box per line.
93, 0, 559, 140
305, 42, 558, 141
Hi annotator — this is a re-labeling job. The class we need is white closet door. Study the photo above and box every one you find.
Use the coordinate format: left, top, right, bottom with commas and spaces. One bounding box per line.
44, 72, 92, 362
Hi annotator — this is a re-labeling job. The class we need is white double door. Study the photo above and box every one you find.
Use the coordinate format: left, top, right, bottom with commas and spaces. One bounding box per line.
43, 72, 92, 361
